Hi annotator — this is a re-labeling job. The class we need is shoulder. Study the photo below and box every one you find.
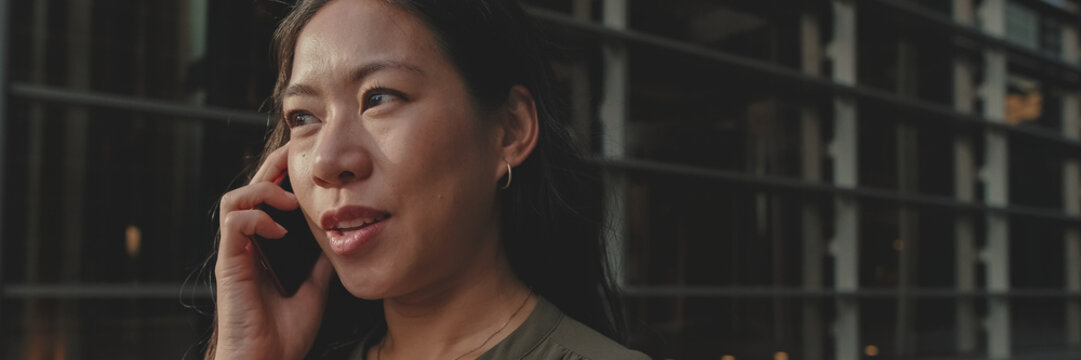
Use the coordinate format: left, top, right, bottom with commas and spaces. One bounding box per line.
528, 313, 650, 360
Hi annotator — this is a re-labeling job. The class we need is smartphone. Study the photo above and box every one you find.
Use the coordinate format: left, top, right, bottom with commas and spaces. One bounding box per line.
250, 174, 322, 297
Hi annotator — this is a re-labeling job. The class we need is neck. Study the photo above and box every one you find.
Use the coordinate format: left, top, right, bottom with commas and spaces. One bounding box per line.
375, 246, 535, 360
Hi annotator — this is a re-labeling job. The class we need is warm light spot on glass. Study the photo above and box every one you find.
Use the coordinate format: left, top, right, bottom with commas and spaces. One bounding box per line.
865, 345, 880, 356
1005, 90, 1042, 125
774, 351, 789, 360
893, 238, 905, 251
126, 225, 142, 258
721, 355, 736, 360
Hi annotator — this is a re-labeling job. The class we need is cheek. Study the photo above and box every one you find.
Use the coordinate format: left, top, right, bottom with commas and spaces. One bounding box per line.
287, 150, 316, 203
395, 118, 496, 231
393, 119, 488, 193
287, 150, 310, 184
287, 150, 331, 243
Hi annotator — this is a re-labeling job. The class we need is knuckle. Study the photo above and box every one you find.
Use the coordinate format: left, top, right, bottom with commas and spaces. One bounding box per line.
220, 192, 237, 208
251, 211, 270, 226
222, 211, 244, 230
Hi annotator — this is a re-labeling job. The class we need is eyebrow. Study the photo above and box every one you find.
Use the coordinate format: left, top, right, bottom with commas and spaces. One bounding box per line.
281, 60, 424, 99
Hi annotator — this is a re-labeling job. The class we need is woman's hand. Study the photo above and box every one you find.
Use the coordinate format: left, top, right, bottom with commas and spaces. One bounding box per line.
212, 143, 335, 360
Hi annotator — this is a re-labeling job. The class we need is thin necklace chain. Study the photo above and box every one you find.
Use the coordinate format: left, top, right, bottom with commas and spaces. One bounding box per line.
376, 291, 533, 360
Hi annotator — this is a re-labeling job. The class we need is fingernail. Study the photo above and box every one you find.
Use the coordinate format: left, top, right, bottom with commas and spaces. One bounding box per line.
277, 223, 289, 234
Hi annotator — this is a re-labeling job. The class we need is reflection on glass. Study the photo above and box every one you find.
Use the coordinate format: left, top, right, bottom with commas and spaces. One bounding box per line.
1006, 75, 1043, 125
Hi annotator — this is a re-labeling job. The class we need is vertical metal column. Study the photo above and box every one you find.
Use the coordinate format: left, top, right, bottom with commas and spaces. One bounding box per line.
826, 1, 859, 359
1061, 23, 1081, 349
600, 0, 628, 287
952, 0, 979, 354
894, 38, 920, 358
62, 0, 93, 357
0, 0, 10, 330
799, 11, 824, 360
977, 1, 1011, 358
23, 0, 49, 357
172, 0, 209, 270
570, 0, 593, 149
183, 0, 209, 105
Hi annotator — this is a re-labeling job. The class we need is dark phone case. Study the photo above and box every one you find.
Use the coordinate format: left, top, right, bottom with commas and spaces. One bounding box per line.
251, 176, 322, 297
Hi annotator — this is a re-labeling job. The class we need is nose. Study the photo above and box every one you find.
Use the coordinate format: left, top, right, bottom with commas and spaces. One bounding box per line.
310, 115, 373, 188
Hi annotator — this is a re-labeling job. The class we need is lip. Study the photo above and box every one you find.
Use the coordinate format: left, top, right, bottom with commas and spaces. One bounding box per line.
321, 205, 391, 256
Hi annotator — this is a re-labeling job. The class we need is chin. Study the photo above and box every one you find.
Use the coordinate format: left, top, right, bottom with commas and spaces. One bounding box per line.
335, 266, 393, 300
339, 279, 383, 300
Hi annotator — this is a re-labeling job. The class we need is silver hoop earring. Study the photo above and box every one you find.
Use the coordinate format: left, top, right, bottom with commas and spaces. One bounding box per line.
500, 162, 513, 190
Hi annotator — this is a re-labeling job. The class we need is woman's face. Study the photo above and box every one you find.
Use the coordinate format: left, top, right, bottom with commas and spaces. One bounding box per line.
283, 0, 504, 299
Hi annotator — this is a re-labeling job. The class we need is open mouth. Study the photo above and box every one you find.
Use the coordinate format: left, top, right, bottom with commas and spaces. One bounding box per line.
332, 214, 389, 234
321, 205, 391, 231
321, 205, 392, 255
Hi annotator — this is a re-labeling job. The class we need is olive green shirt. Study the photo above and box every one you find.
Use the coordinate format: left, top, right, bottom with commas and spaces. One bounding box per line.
352, 297, 650, 360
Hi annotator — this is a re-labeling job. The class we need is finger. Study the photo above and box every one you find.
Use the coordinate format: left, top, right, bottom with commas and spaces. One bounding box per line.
220, 182, 299, 214
220, 210, 288, 258
250, 143, 292, 185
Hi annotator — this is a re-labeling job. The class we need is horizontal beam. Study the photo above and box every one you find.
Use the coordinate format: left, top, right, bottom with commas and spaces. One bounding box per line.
3, 283, 212, 299
525, 7, 1081, 153
5, 87, 1078, 224
9, 83, 266, 126
6, 25, 1080, 224
10, 13, 1081, 154
1013, 0, 1081, 22
623, 286, 1081, 299
7, 13, 1081, 153
904, 352, 1081, 360
592, 157, 1081, 225
6, 283, 1078, 300
867, 0, 1081, 80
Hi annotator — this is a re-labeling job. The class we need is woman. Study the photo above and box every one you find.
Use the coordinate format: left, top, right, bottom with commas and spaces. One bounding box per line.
206, 0, 648, 359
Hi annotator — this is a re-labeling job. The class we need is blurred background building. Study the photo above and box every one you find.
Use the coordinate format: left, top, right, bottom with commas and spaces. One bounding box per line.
2, 0, 1081, 359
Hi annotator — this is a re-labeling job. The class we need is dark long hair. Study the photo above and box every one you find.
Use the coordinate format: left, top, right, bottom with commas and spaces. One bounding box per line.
197, 0, 623, 358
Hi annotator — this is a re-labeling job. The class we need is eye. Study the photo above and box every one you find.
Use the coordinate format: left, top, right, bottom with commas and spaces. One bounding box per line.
362, 88, 405, 111
284, 110, 319, 128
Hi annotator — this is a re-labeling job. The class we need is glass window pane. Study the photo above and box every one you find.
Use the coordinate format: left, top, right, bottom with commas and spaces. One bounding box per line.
3, 298, 213, 359
2, 100, 265, 284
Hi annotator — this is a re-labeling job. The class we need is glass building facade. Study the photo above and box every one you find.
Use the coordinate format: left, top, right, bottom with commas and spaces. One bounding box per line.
2, 0, 1081, 359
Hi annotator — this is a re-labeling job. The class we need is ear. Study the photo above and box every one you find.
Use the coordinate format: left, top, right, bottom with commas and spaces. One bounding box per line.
495, 85, 539, 176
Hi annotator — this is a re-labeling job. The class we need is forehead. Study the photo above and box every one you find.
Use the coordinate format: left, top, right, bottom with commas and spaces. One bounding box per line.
290, 0, 439, 81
